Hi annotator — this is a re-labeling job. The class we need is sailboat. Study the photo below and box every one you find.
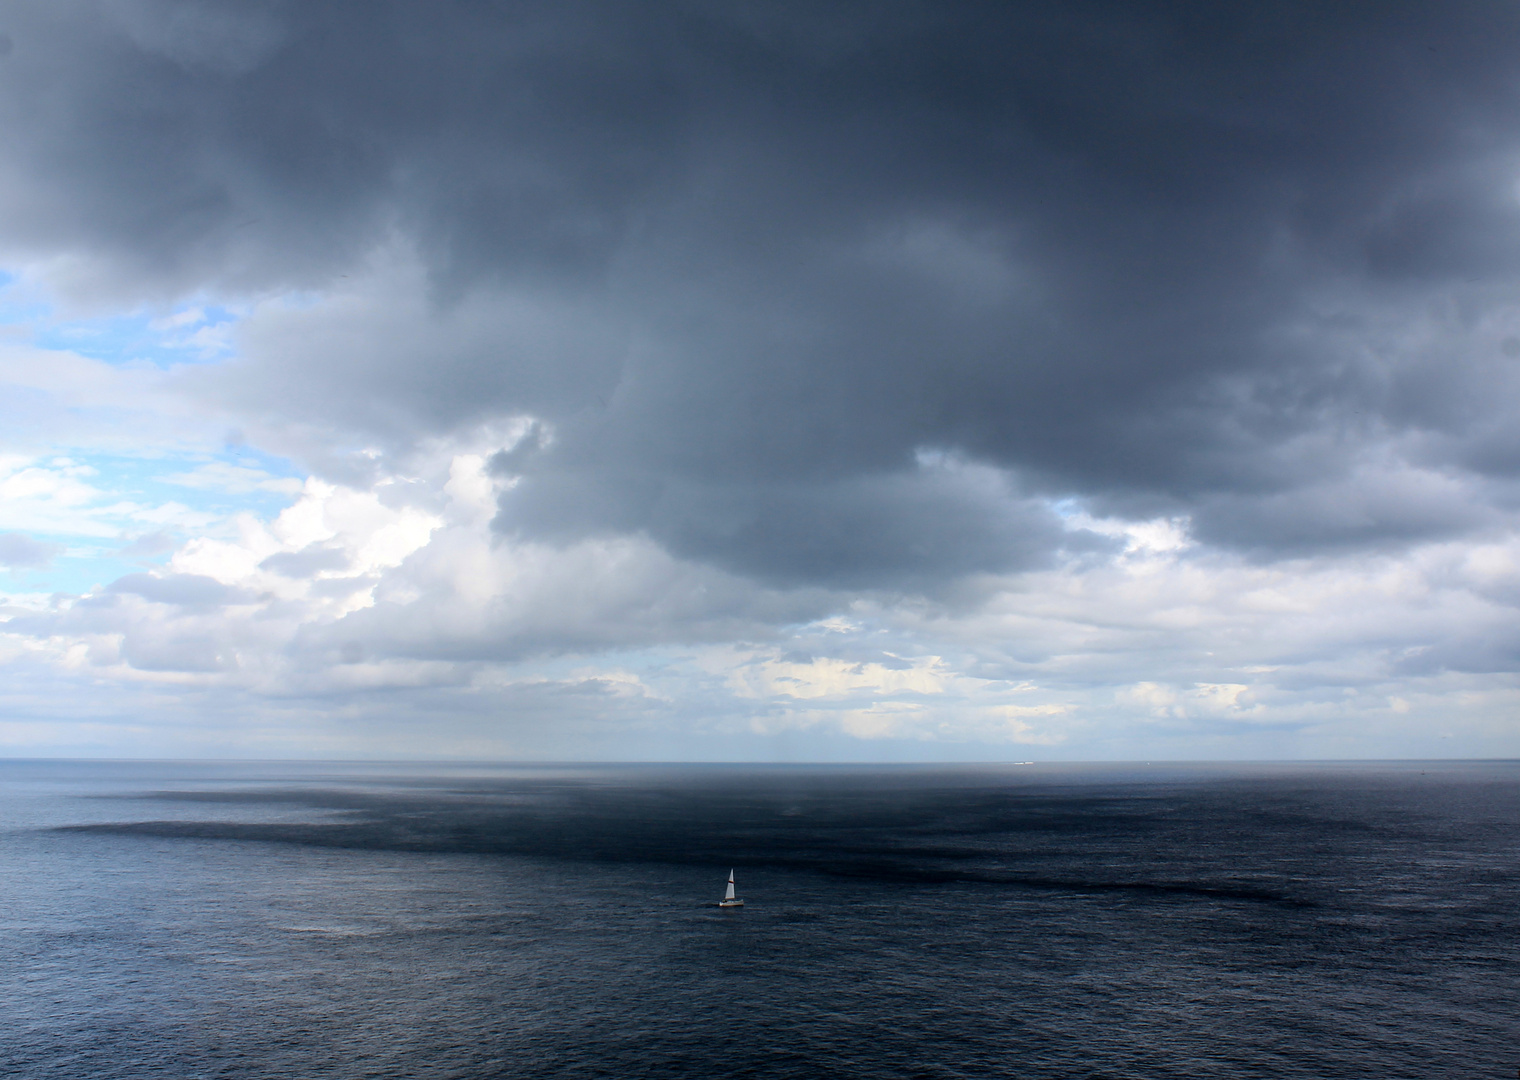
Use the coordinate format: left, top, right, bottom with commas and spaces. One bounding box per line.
718, 869, 744, 908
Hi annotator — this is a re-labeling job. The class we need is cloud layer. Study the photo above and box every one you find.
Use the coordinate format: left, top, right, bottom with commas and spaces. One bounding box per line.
3, 2, 1520, 757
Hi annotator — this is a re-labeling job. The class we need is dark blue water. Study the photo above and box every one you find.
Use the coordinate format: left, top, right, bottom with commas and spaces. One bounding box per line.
1, 760, 1517, 1078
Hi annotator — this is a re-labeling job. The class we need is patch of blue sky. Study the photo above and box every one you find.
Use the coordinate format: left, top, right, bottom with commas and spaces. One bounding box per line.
0, 281, 49, 329
31, 304, 241, 368
91, 444, 303, 516
1, 445, 305, 597
0, 535, 143, 600
0, 274, 309, 598
0, 272, 241, 368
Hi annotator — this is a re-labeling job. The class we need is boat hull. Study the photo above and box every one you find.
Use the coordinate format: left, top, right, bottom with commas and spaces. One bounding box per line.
717, 899, 744, 907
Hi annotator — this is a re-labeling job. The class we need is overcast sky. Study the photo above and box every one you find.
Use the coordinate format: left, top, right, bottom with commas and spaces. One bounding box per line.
3, 1, 1520, 759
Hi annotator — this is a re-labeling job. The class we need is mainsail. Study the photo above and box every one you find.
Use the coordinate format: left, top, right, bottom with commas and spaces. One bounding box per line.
724, 870, 737, 901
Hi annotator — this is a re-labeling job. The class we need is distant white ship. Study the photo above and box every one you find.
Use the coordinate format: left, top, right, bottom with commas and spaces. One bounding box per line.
718, 869, 744, 907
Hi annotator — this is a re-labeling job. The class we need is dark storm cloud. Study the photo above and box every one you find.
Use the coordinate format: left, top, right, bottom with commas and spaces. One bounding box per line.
499, 459, 1077, 587
5, 1, 1520, 583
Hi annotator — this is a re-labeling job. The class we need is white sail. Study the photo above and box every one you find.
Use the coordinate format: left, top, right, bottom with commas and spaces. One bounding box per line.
724, 871, 736, 901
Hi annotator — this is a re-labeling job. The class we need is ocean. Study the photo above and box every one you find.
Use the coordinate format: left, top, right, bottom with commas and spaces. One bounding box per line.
0, 759, 1516, 1078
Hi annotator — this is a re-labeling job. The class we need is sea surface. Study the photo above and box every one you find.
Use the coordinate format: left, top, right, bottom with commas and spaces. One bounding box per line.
0, 759, 1517, 1079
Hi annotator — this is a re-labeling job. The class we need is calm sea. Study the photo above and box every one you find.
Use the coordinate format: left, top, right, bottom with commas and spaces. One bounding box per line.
0, 760, 1516, 1078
